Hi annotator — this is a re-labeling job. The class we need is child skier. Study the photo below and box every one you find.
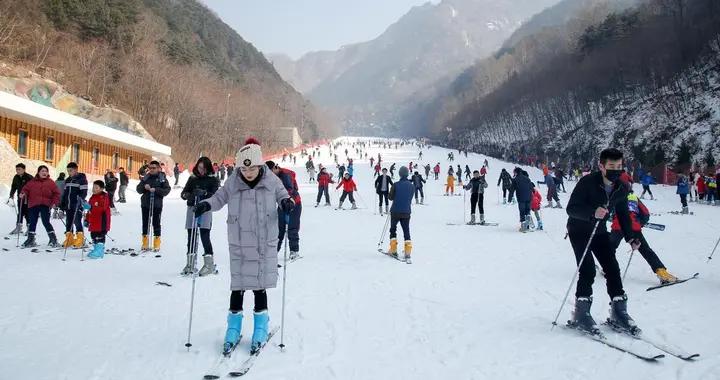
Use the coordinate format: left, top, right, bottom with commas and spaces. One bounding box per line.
180, 157, 220, 275
610, 191, 678, 284
85, 180, 112, 259
136, 160, 171, 251
60, 162, 88, 248
336, 172, 358, 210
676, 173, 690, 214
528, 186, 543, 230
463, 170, 488, 225
446, 167, 456, 195
411, 171, 426, 204
640, 172, 654, 200
387, 166, 414, 263
192, 137, 294, 355
19, 166, 60, 248
316, 167, 334, 207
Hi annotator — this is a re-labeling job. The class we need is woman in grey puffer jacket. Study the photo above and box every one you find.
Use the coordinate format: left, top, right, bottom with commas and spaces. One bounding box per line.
193, 138, 295, 354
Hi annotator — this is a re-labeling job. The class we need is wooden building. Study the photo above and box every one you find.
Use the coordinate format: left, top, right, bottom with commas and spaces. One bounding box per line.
0, 91, 171, 178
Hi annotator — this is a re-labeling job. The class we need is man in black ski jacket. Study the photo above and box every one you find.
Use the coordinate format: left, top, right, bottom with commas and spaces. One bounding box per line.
8, 163, 33, 234
60, 162, 88, 248
497, 168, 513, 204
512, 168, 533, 232
566, 148, 641, 335
137, 160, 171, 251
375, 168, 393, 214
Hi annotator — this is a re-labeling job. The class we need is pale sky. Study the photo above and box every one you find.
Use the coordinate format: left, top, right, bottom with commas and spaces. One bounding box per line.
199, 0, 438, 59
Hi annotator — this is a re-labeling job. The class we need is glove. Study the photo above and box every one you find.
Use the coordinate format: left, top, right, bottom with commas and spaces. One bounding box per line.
59, 202, 67, 212
193, 188, 208, 197
194, 201, 211, 217
280, 198, 296, 214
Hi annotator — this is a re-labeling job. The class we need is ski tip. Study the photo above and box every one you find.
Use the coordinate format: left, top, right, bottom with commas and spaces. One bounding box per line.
203, 375, 221, 380
228, 370, 249, 377
683, 354, 700, 360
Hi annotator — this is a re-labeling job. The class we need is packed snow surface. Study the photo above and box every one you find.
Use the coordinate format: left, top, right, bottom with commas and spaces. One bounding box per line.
1, 138, 719, 380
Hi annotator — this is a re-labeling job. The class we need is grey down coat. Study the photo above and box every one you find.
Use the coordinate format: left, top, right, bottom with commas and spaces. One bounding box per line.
206, 169, 289, 291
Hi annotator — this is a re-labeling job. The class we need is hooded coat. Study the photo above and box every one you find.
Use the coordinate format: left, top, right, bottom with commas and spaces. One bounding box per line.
205, 168, 289, 290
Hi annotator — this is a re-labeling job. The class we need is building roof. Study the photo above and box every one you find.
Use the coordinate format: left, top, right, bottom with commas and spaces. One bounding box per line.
0, 91, 171, 156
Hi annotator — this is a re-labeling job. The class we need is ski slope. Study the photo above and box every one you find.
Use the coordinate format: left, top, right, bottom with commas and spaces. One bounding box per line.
1, 138, 719, 380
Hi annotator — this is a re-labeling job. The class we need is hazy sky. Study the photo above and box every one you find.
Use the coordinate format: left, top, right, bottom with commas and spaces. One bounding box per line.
200, 0, 438, 59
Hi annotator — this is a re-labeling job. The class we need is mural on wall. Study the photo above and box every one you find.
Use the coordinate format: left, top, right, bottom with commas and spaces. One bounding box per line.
0, 76, 154, 140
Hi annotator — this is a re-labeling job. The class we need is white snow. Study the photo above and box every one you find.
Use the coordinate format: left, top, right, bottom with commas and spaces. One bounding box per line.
1, 137, 719, 379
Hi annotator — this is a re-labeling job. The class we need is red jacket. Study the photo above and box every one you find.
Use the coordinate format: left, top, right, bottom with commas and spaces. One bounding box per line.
531, 189, 542, 211
433, 165, 440, 174
318, 172, 334, 187
336, 177, 357, 192
611, 199, 648, 232
697, 176, 706, 193
86, 192, 112, 233
21, 177, 60, 209
374, 164, 381, 173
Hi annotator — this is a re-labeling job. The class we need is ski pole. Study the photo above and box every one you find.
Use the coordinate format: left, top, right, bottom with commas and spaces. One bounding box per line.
707, 234, 720, 263
279, 213, 290, 352
463, 189, 466, 224
622, 248, 635, 281
377, 213, 391, 249
148, 193, 155, 252
15, 197, 22, 248
551, 219, 602, 329
185, 203, 201, 351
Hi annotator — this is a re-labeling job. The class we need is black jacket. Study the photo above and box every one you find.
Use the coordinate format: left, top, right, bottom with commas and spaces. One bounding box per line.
104, 174, 118, 192
375, 174, 393, 193
181, 174, 219, 207
411, 173, 425, 189
119, 171, 129, 186
566, 171, 635, 239
464, 176, 488, 194
497, 171, 512, 189
10, 173, 33, 198
136, 173, 171, 208
61, 173, 88, 210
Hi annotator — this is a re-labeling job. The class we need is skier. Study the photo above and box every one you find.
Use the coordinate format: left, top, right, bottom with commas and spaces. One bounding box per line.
456, 164, 462, 184
640, 172, 654, 200
706, 174, 717, 204
512, 168, 533, 232
370, 156, 375, 168
433, 163, 440, 180
192, 138, 294, 354
424, 164, 431, 180
60, 162, 88, 249
386, 166, 414, 262
118, 167, 129, 203
85, 180, 112, 259
389, 163, 396, 179
610, 190, 678, 284
315, 167, 334, 207
267, 161, 302, 260
528, 185, 543, 230
180, 157, 220, 275
173, 163, 181, 187
566, 148, 641, 334
347, 160, 354, 178
544, 170, 562, 208
411, 171, 426, 204
8, 163, 33, 235
336, 172, 358, 210
337, 163, 346, 179
18, 165, 60, 248
53, 173, 66, 220
463, 170, 488, 225
308, 164, 317, 183
104, 169, 119, 215
373, 163, 381, 178
136, 160, 171, 251
497, 168, 513, 204
305, 158, 315, 182
676, 173, 690, 214
715, 168, 720, 205
555, 168, 567, 192
446, 167, 456, 196
375, 168, 393, 214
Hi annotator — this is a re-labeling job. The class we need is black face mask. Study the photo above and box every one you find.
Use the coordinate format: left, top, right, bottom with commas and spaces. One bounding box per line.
605, 169, 623, 183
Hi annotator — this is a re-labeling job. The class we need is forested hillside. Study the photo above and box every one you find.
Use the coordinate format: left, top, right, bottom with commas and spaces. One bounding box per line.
0, 0, 335, 163
428, 0, 720, 170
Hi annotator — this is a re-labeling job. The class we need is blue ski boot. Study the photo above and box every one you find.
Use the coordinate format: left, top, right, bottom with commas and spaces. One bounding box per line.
88, 243, 105, 259
223, 312, 243, 356
251, 311, 269, 353
537, 221, 544, 231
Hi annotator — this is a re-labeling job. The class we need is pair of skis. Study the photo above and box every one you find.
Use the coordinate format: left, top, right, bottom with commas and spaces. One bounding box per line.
203, 327, 279, 379
565, 321, 699, 361
446, 222, 499, 227
377, 248, 412, 264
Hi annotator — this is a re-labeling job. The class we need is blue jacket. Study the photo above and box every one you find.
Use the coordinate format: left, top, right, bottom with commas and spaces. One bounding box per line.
61, 173, 88, 210
389, 177, 414, 217
641, 174, 653, 186
512, 174, 534, 203
676, 176, 689, 195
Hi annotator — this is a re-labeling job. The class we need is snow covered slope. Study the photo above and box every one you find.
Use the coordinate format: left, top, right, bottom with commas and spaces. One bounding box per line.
0, 138, 718, 379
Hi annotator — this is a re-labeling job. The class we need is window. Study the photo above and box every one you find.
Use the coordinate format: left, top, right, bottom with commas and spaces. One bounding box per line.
127, 156, 133, 172
112, 152, 119, 169
17, 130, 28, 156
72, 143, 80, 163
45, 137, 55, 161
